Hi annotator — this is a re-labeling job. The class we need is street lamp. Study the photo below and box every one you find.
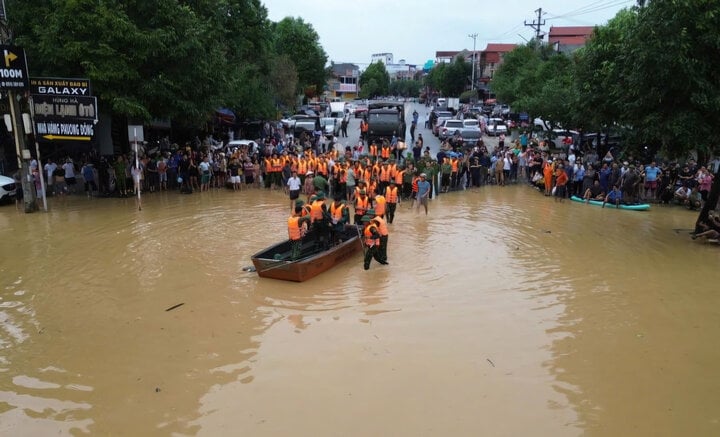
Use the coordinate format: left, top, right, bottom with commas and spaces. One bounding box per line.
468, 33, 478, 91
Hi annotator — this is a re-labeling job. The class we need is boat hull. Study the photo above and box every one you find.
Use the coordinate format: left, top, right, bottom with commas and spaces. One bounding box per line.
250, 225, 364, 282
570, 196, 651, 211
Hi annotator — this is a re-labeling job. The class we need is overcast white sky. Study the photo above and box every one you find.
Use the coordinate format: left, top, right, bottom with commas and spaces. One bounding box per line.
263, 0, 636, 67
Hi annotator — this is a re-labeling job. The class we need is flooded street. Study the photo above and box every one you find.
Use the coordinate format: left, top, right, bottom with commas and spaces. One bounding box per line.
1, 185, 719, 436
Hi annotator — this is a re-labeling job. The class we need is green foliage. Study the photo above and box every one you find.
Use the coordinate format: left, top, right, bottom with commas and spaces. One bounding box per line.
389, 80, 421, 97
6, 0, 327, 125
424, 63, 446, 92
269, 54, 299, 108
359, 78, 379, 100
425, 57, 471, 97
459, 90, 478, 103
272, 17, 328, 93
441, 56, 471, 97
359, 62, 390, 98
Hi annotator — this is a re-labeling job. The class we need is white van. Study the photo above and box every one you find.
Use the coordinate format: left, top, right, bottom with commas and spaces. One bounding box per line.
329, 101, 347, 118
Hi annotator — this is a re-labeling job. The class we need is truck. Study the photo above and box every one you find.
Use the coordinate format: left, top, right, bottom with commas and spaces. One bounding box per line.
435, 97, 460, 114
366, 101, 406, 144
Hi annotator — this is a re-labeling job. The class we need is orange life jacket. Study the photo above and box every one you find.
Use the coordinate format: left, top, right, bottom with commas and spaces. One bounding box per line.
330, 202, 346, 222
381, 146, 390, 159
394, 170, 404, 185
374, 195, 386, 216
369, 144, 378, 156
310, 200, 324, 222
297, 160, 307, 175
364, 224, 380, 247
317, 161, 328, 176
272, 158, 282, 172
355, 196, 369, 215
288, 216, 305, 240
379, 166, 391, 182
451, 159, 459, 172
372, 215, 388, 236
367, 181, 377, 198
385, 186, 398, 203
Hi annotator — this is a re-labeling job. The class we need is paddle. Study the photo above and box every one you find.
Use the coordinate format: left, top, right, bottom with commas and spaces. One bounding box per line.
355, 224, 367, 257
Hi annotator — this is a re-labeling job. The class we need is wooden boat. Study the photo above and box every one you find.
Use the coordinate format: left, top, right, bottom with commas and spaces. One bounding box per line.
570, 195, 651, 211
250, 224, 364, 282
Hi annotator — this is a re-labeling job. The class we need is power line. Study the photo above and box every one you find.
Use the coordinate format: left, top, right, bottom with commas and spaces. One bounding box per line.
546, 0, 633, 21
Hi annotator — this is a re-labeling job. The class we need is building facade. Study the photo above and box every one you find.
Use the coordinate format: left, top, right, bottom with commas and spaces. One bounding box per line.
548, 26, 595, 54
327, 63, 360, 99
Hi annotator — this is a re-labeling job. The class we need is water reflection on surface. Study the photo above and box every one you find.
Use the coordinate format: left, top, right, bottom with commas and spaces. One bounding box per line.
0, 186, 718, 436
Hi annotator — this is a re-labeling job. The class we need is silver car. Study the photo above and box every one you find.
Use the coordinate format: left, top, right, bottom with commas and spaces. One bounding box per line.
0, 174, 17, 203
485, 118, 508, 136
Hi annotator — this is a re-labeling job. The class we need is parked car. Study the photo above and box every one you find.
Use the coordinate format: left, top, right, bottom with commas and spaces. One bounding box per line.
320, 117, 341, 139
294, 117, 319, 137
460, 128, 482, 147
462, 119, 480, 129
432, 111, 454, 136
0, 174, 17, 203
485, 118, 508, 136
281, 114, 310, 130
438, 119, 465, 140
226, 139, 259, 155
354, 104, 368, 119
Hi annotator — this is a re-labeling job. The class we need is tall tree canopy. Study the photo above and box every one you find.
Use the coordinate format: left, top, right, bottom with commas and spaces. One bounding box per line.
272, 17, 328, 94
5, 0, 313, 124
424, 56, 471, 97
359, 62, 390, 98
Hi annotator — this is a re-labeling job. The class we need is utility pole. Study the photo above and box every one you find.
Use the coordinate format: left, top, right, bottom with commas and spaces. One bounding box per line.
468, 33, 478, 91
524, 7, 546, 41
0, 0, 37, 212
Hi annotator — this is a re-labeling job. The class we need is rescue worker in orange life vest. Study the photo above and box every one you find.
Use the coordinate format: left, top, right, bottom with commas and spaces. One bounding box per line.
310, 191, 331, 250
367, 209, 389, 264
354, 188, 370, 224
384, 180, 399, 224
288, 206, 310, 260
329, 193, 350, 244
361, 215, 385, 270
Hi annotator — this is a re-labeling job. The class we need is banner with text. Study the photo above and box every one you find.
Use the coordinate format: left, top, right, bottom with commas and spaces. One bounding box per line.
32, 94, 98, 122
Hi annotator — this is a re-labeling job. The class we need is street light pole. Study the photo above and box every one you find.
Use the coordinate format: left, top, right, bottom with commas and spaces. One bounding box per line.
468, 33, 478, 91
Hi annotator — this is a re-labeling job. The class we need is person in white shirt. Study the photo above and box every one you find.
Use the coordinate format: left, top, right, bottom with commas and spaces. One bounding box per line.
44, 159, 57, 191
62, 159, 77, 193
287, 170, 302, 211
198, 156, 212, 192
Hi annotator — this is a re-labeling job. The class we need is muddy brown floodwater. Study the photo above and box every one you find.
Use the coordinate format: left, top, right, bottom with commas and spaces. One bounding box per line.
0, 185, 718, 436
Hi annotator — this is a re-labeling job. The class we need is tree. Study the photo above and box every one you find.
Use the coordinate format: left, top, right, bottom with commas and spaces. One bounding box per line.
359, 62, 389, 98
8, 0, 277, 124
492, 42, 576, 132
389, 79, 421, 97
359, 78, 379, 100
424, 63, 447, 95
269, 55, 299, 108
272, 17, 328, 93
440, 56, 471, 96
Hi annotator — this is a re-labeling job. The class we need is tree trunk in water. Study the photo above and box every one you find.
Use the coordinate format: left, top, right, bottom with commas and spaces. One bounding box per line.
694, 167, 720, 233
